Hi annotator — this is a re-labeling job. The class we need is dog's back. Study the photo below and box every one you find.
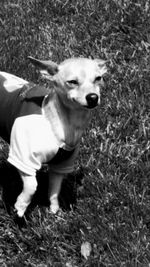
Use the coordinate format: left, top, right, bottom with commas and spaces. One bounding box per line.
0, 72, 23, 141
0, 72, 49, 142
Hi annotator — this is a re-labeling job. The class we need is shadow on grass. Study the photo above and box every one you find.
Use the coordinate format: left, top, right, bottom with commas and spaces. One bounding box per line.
0, 160, 84, 218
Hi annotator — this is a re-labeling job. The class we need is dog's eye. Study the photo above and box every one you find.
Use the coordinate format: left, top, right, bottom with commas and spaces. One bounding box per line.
66, 80, 78, 86
94, 76, 102, 83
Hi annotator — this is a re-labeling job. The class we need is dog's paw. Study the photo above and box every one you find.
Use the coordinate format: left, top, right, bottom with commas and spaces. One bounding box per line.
50, 203, 59, 214
11, 208, 27, 228
14, 196, 29, 218
14, 204, 26, 218
50, 198, 59, 214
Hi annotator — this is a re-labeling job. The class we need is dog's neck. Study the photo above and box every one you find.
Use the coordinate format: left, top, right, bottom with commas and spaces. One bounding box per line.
42, 92, 91, 149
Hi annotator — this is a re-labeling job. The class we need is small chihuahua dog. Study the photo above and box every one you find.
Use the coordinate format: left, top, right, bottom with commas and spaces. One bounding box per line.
0, 57, 107, 219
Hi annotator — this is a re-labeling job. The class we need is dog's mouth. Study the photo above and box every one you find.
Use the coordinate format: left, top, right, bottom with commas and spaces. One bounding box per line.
72, 99, 98, 110
85, 103, 98, 109
72, 96, 99, 110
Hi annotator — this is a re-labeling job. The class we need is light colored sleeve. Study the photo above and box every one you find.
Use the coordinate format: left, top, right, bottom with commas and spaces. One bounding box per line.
8, 115, 59, 176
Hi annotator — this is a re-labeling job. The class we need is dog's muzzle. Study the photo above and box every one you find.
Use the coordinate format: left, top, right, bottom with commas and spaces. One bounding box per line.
86, 93, 99, 109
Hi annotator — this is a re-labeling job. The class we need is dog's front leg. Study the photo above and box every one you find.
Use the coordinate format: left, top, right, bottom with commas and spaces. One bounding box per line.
14, 171, 37, 218
48, 170, 64, 214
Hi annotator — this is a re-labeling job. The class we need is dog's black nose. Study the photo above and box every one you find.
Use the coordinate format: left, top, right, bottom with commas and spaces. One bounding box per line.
86, 93, 98, 108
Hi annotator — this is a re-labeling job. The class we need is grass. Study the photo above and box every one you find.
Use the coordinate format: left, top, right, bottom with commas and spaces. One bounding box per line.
1, 0, 150, 266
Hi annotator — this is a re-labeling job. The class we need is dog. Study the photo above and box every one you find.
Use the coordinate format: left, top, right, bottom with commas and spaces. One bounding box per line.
0, 57, 107, 219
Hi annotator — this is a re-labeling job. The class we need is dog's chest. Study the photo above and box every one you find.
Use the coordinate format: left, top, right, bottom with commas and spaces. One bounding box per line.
43, 99, 90, 149
64, 110, 91, 147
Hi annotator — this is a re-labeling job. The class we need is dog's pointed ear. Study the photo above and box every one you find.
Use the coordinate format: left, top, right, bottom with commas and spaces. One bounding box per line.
94, 59, 107, 75
28, 56, 58, 79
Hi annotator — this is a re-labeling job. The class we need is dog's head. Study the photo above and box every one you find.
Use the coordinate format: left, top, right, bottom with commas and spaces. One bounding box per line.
28, 57, 107, 109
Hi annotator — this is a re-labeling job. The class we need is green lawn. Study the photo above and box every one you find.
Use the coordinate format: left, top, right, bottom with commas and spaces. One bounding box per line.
0, 0, 150, 266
